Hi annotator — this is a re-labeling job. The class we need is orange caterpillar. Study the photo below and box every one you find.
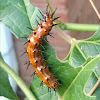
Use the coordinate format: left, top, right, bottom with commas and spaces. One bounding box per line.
26, 6, 60, 89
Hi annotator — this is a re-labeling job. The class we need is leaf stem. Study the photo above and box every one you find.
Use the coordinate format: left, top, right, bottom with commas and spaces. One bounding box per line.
59, 22, 99, 32
88, 78, 100, 96
0, 58, 37, 100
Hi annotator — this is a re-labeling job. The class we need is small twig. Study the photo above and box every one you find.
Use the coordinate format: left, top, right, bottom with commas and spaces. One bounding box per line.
89, 0, 100, 20
88, 78, 100, 96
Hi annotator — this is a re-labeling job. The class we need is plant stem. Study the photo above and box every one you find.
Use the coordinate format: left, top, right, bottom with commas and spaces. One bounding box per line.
59, 22, 99, 32
88, 78, 100, 96
0, 59, 37, 100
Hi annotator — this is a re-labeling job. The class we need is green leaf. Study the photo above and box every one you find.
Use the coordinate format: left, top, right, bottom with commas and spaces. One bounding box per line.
30, 75, 58, 100
95, 62, 100, 77
0, 53, 19, 100
85, 72, 100, 100
63, 56, 100, 100
67, 28, 100, 100
69, 45, 86, 67
30, 39, 100, 100
0, 0, 43, 38
68, 28, 100, 67
86, 27, 100, 42
30, 28, 100, 100
30, 42, 79, 99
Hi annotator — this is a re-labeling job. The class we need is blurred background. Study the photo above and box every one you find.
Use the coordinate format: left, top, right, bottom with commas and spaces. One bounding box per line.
0, 0, 100, 100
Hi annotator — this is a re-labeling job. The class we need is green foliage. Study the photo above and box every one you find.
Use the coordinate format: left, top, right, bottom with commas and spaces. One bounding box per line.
0, 0, 100, 100
30, 31, 100, 100
0, 53, 19, 100
0, 0, 43, 38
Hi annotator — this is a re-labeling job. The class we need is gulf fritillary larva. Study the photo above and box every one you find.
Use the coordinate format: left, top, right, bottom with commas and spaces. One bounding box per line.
26, 6, 60, 89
